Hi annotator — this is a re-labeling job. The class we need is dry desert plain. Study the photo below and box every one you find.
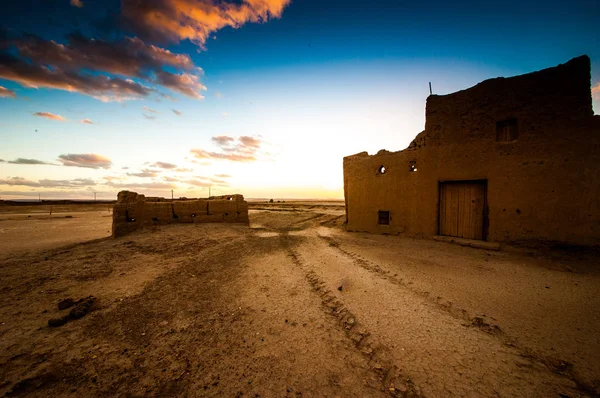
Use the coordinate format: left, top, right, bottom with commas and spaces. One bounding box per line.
0, 201, 599, 397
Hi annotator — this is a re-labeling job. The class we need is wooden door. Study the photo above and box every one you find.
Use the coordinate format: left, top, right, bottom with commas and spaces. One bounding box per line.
439, 181, 486, 240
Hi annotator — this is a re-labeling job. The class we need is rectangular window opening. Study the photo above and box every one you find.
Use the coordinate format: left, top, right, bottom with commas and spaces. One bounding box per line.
378, 210, 390, 225
496, 118, 518, 142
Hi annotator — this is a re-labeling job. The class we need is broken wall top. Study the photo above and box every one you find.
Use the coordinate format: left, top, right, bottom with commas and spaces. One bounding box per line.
424, 55, 593, 145
116, 190, 245, 203
345, 55, 595, 162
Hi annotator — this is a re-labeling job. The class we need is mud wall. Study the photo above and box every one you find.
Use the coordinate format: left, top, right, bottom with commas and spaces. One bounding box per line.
344, 56, 600, 246
112, 191, 249, 237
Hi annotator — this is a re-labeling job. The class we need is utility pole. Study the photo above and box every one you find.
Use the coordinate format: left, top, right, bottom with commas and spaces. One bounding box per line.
94, 192, 97, 201
171, 189, 174, 200
209, 186, 211, 197
38, 193, 41, 202
429, 82, 432, 95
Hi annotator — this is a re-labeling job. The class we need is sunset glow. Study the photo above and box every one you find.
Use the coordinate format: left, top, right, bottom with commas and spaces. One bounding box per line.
1, 0, 598, 200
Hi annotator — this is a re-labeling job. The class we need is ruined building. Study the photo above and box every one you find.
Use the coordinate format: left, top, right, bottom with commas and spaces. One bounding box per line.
112, 191, 249, 237
343, 55, 600, 247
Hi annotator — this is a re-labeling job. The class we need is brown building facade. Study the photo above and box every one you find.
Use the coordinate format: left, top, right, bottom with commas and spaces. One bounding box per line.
343, 56, 600, 247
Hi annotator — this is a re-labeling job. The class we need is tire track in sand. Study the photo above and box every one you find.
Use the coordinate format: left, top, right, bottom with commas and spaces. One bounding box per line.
319, 233, 597, 395
281, 233, 422, 397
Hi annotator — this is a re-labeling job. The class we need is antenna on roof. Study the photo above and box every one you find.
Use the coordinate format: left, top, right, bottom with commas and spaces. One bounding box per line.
429, 82, 433, 95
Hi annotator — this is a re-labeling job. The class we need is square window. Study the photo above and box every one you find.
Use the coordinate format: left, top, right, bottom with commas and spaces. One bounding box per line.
496, 118, 518, 142
378, 210, 390, 225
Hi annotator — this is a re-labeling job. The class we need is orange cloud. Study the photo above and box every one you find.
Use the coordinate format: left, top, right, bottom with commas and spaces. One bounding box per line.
33, 112, 66, 121
1, 33, 201, 101
80, 119, 94, 124
0, 85, 16, 98
122, 0, 291, 47
58, 153, 112, 169
592, 83, 600, 100
1, 53, 152, 102
70, 0, 84, 7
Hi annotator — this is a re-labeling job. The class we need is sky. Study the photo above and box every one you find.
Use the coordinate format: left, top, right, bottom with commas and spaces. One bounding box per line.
0, 0, 599, 200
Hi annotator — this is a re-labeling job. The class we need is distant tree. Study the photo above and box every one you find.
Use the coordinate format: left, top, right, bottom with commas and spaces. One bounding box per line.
269, 199, 274, 203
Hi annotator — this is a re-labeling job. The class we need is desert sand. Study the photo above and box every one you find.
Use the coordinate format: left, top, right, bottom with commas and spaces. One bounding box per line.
0, 203, 598, 397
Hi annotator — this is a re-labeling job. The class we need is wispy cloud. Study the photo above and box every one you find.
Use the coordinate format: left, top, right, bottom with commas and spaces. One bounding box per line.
172, 109, 183, 116
70, 0, 84, 7
33, 112, 66, 121
80, 118, 94, 124
215, 174, 232, 178
155, 71, 206, 99
191, 135, 263, 162
106, 181, 176, 189
58, 153, 112, 169
175, 167, 193, 172
143, 114, 156, 120
7, 158, 54, 165
0, 176, 95, 188
186, 177, 229, 187
127, 168, 159, 178
142, 105, 158, 113
185, 179, 212, 187
0, 85, 16, 98
122, 0, 291, 47
212, 135, 236, 146
151, 161, 177, 169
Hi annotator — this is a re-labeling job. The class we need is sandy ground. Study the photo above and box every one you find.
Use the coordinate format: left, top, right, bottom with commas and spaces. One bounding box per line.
0, 203, 598, 397
0, 204, 113, 257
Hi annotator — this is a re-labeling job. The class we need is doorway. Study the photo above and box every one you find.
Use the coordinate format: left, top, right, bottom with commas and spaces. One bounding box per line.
439, 180, 487, 240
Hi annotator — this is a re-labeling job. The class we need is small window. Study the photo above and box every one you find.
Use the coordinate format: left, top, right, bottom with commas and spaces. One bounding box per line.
377, 165, 386, 174
378, 210, 390, 225
496, 118, 518, 142
409, 160, 417, 172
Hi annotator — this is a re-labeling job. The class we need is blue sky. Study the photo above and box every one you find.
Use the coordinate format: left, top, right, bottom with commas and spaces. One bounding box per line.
0, 0, 598, 199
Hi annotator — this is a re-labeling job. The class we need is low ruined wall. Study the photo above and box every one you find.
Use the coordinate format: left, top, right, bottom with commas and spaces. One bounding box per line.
112, 191, 249, 237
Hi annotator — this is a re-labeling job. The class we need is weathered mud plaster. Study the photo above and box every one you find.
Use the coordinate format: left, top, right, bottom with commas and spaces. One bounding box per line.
112, 191, 249, 237
344, 55, 600, 247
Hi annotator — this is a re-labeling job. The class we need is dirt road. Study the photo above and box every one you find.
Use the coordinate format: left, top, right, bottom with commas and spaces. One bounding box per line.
0, 205, 598, 397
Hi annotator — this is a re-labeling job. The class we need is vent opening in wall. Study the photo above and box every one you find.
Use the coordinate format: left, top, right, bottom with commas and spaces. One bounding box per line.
496, 118, 518, 142
409, 160, 417, 172
378, 210, 390, 225
377, 165, 386, 174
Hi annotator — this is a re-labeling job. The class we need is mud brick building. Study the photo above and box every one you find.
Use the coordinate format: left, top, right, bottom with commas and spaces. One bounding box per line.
343, 55, 600, 247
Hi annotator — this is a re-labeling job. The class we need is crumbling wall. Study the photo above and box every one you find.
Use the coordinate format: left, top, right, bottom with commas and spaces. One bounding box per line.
344, 55, 600, 247
112, 191, 249, 237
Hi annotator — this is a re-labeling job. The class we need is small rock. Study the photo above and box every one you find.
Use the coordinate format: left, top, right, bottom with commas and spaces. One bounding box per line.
48, 317, 68, 327
58, 298, 75, 310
